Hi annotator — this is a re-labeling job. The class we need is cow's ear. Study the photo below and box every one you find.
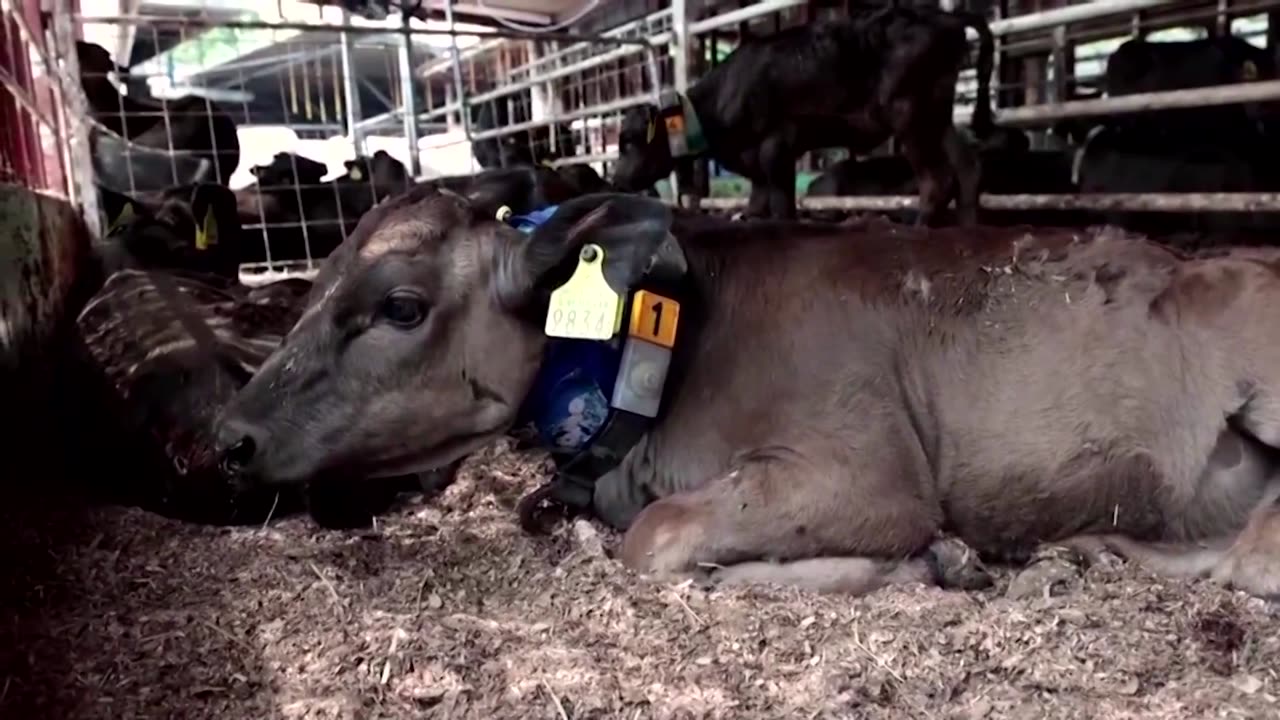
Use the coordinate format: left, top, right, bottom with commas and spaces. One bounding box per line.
495, 193, 678, 311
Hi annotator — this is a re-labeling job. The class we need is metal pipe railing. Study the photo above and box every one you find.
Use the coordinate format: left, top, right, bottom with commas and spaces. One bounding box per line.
700, 193, 1280, 213
965, 79, 1280, 126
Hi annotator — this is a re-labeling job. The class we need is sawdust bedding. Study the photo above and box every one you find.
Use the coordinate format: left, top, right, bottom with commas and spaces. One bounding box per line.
2, 439, 1278, 720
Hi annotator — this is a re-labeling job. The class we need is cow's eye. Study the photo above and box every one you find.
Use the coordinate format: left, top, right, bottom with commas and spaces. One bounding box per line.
379, 291, 427, 328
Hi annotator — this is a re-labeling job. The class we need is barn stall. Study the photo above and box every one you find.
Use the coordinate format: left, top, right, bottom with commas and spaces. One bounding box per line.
3, 0, 1280, 718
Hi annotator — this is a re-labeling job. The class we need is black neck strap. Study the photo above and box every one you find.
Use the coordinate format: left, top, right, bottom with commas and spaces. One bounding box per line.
516, 234, 689, 534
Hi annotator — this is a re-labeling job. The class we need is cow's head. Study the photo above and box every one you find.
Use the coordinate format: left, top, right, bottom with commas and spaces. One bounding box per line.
75, 41, 128, 78
213, 186, 675, 485
612, 104, 674, 193
344, 150, 409, 189
101, 184, 242, 279
251, 152, 329, 187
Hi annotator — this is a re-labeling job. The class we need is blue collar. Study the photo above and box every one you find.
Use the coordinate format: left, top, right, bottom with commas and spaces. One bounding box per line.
501, 200, 690, 530
503, 203, 623, 457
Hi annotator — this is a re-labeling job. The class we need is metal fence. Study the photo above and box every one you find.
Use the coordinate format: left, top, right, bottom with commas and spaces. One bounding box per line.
69, 2, 673, 284
65, 0, 1280, 275
74, 3, 425, 284
409, 6, 672, 182
415, 0, 1280, 215
1, 0, 75, 198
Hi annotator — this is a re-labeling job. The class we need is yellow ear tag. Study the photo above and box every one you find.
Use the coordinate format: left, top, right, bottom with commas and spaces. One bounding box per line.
544, 243, 623, 341
539, 158, 554, 168
195, 205, 217, 250
646, 119, 656, 144
1242, 60, 1259, 81
108, 202, 135, 234
348, 166, 364, 181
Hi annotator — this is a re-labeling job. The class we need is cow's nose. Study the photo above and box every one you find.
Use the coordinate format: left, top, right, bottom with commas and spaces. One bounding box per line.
216, 418, 264, 476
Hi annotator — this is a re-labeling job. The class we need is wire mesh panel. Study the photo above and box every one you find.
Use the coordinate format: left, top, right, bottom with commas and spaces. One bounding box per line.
73, 1, 449, 285
415, 8, 672, 189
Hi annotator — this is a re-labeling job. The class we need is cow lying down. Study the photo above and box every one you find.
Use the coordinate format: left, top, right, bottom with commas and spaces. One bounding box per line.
74, 268, 458, 528
215, 186, 1280, 599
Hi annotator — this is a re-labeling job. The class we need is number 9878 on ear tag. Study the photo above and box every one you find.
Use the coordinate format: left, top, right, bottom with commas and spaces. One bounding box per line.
544, 243, 623, 341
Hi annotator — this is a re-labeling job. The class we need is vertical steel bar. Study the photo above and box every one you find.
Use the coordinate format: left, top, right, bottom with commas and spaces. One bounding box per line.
443, 0, 472, 155
668, 0, 689, 205
399, 11, 421, 177
49, 0, 98, 235
234, 43, 274, 274
340, 8, 363, 156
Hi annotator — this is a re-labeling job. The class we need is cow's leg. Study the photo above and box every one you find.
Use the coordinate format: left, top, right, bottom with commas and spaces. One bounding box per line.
942, 125, 981, 226
759, 137, 798, 220
710, 536, 993, 594
617, 424, 960, 596
899, 131, 954, 228
743, 183, 769, 220
1065, 484, 1280, 599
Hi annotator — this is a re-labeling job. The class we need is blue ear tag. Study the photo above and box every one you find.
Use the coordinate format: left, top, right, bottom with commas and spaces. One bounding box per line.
498, 204, 560, 234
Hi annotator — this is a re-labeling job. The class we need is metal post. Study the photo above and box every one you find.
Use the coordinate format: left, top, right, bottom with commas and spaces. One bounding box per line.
672, 0, 690, 95
398, 11, 421, 177
669, 0, 689, 206
443, 0, 472, 145
340, 9, 364, 156
1049, 25, 1068, 104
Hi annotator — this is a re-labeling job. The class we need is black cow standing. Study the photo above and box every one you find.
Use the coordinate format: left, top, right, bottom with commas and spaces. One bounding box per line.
611, 4, 1005, 225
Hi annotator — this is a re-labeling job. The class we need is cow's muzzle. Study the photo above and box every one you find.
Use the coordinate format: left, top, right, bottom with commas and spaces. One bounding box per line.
215, 418, 264, 478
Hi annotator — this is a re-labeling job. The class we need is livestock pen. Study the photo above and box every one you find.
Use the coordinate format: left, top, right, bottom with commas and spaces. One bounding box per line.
3, 1, 1280, 718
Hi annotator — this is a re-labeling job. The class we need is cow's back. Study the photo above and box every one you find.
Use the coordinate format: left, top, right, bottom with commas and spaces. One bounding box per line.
1106, 37, 1274, 95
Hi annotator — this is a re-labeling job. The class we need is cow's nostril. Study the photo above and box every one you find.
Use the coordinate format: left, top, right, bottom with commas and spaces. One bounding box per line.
220, 435, 257, 475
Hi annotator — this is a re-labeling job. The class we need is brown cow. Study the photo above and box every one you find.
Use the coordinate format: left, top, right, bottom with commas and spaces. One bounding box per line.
213, 186, 1280, 599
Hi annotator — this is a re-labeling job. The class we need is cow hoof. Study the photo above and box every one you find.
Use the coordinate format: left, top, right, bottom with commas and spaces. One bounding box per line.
926, 537, 993, 591
1005, 547, 1084, 600
1213, 508, 1280, 600
1057, 535, 1125, 569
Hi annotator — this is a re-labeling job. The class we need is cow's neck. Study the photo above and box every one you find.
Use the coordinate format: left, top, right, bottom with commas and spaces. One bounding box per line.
512, 229, 702, 531
663, 86, 717, 162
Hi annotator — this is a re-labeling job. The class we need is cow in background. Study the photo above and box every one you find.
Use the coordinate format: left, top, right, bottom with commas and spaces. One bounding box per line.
96, 183, 245, 281
232, 151, 413, 264
470, 94, 577, 170
1103, 35, 1278, 142
76, 41, 241, 188
611, 4, 1013, 225
1071, 35, 1280, 238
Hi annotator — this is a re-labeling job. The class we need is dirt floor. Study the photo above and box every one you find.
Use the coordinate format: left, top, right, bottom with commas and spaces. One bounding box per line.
2, 440, 1279, 720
